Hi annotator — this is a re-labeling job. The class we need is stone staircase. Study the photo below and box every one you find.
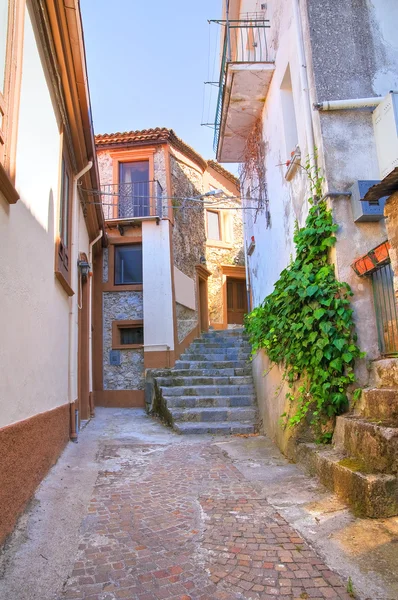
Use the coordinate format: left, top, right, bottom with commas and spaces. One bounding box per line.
297, 358, 398, 517
146, 329, 258, 434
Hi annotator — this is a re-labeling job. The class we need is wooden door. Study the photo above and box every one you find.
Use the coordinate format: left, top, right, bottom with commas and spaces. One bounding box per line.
227, 278, 247, 324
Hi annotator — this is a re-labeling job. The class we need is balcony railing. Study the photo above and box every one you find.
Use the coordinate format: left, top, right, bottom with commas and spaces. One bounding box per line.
213, 17, 271, 153
101, 180, 164, 220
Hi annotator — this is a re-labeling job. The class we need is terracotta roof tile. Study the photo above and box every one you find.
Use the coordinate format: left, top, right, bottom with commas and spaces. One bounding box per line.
95, 128, 239, 189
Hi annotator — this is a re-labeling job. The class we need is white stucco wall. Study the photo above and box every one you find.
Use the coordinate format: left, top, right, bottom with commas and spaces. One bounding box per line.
0, 6, 90, 428
142, 220, 174, 351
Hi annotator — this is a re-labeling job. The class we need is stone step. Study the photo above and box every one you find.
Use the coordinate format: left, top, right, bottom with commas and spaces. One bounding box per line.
190, 340, 251, 348
151, 367, 252, 378
165, 395, 256, 409
297, 442, 398, 518
180, 352, 251, 362
369, 358, 398, 388
155, 376, 253, 387
170, 406, 257, 423
175, 360, 249, 370
187, 345, 251, 353
173, 421, 256, 435
334, 415, 398, 474
355, 388, 398, 424
160, 384, 255, 397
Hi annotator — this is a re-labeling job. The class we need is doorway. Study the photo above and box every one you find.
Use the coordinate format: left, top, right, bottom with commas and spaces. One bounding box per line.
226, 277, 248, 325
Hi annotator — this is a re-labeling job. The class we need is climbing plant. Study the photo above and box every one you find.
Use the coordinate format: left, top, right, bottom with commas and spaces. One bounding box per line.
239, 118, 271, 226
244, 158, 364, 437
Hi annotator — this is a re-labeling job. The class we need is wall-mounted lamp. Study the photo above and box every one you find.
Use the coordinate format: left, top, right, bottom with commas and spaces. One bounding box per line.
199, 255, 207, 265
78, 259, 91, 282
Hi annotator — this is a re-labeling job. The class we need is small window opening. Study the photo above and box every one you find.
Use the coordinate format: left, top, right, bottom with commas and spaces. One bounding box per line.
280, 65, 298, 161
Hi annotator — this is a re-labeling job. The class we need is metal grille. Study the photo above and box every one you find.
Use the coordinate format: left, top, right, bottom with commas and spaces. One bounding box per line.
100, 180, 164, 220
371, 262, 398, 355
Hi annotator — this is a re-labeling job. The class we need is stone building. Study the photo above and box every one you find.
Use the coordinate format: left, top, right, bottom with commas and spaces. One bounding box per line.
93, 128, 244, 408
0, 0, 104, 544
213, 0, 398, 515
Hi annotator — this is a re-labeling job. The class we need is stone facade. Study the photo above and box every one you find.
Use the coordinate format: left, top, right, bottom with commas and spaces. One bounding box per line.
205, 199, 245, 325
103, 292, 144, 391
171, 155, 206, 280
176, 302, 197, 343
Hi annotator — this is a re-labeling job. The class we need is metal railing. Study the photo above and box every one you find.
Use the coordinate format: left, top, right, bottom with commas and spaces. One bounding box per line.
371, 261, 398, 355
213, 18, 271, 153
100, 180, 164, 220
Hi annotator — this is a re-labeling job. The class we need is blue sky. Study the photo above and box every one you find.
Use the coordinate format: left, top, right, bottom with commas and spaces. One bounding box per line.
80, 0, 222, 162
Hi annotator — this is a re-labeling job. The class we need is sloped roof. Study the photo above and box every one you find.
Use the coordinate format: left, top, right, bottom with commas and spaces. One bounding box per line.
95, 128, 239, 188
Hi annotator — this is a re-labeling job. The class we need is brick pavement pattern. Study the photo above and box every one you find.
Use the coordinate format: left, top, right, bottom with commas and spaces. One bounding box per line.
59, 441, 354, 600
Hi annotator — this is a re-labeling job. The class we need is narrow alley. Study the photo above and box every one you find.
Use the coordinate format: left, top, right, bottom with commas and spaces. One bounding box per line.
1, 409, 397, 600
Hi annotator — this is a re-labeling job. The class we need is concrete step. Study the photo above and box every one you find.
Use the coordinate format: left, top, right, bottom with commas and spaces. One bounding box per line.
170, 406, 257, 423
180, 352, 251, 361
297, 442, 398, 518
160, 384, 255, 397
165, 395, 256, 409
151, 367, 252, 378
155, 376, 253, 387
189, 342, 251, 350
354, 388, 398, 424
370, 358, 398, 388
175, 360, 250, 370
334, 415, 398, 474
173, 421, 256, 435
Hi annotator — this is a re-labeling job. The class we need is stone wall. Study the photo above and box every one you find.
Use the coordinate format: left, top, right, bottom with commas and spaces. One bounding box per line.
171, 155, 206, 280
176, 302, 197, 343
385, 192, 398, 299
206, 200, 245, 324
97, 151, 113, 220
103, 291, 144, 391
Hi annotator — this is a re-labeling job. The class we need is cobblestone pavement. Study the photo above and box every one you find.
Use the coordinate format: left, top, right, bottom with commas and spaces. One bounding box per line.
59, 436, 354, 600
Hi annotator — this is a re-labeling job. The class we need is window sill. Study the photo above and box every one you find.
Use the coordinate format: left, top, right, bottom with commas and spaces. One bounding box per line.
0, 162, 19, 204
103, 283, 143, 292
55, 270, 74, 296
112, 344, 143, 350
206, 240, 232, 250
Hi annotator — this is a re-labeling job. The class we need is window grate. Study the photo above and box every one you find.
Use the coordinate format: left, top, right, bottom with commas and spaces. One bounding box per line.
371, 261, 398, 355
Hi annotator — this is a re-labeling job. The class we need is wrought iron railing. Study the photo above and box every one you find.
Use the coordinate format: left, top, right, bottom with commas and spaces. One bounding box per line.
371, 261, 398, 355
213, 18, 271, 153
100, 180, 164, 220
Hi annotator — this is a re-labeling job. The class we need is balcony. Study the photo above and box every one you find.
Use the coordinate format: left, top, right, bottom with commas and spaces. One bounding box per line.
213, 16, 275, 163
101, 180, 165, 222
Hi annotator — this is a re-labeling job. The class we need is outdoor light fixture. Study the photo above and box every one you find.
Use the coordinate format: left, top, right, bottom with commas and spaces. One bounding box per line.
200, 255, 207, 265
78, 259, 91, 281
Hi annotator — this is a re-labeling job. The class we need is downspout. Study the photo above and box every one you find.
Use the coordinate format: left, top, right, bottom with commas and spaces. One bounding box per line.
88, 229, 103, 417
242, 189, 251, 312
314, 98, 383, 111
69, 161, 93, 441
292, 0, 316, 174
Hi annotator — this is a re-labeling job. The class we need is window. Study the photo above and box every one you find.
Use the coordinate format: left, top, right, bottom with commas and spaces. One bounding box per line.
119, 161, 150, 217
280, 65, 298, 161
114, 244, 143, 285
112, 320, 144, 349
120, 326, 143, 346
55, 154, 73, 294
207, 210, 221, 241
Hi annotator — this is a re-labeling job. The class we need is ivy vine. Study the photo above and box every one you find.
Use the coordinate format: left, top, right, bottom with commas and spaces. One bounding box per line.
244, 161, 364, 438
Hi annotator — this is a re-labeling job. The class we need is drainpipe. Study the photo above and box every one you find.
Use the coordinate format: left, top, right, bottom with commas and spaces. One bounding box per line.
88, 229, 103, 417
292, 0, 316, 174
68, 161, 93, 441
242, 189, 251, 312
314, 98, 383, 111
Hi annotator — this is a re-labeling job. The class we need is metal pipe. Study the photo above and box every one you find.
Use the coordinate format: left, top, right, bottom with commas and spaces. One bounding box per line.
314, 98, 383, 111
292, 0, 316, 174
320, 191, 352, 202
68, 161, 94, 441
88, 230, 103, 405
